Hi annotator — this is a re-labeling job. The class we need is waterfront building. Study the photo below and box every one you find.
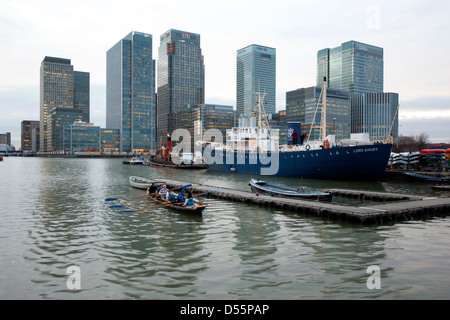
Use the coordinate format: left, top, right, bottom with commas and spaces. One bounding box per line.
268, 110, 287, 145
351, 92, 399, 141
157, 29, 205, 146
21, 120, 40, 151
100, 128, 120, 152
39, 56, 90, 152
0, 132, 11, 145
47, 107, 84, 152
74, 71, 90, 123
63, 122, 100, 153
317, 40, 384, 93
286, 86, 351, 141
107, 31, 156, 152
237, 44, 276, 118
193, 104, 236, 145
31, 127, 40, 153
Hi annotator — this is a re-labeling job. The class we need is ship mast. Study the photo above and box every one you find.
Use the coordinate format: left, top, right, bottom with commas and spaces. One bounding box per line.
319, 76, 327, 141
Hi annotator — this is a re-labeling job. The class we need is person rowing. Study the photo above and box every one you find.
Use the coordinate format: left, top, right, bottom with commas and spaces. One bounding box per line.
158, 185, 169, 200
146, 183, 157, 196
181, 191, 200, 208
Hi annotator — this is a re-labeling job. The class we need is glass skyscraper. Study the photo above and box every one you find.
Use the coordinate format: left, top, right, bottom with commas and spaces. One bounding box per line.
39, 57, 90, 152
107, 31, 156, 152
237, 44, 276, 118
317, 41, 383, 93
286, 86, 351, 141
157, 29, 205, 147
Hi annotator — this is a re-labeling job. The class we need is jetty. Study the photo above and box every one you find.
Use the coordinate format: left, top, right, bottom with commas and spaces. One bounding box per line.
155, 179, 450, 225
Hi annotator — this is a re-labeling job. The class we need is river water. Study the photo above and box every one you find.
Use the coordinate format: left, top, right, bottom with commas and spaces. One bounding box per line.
0, 157, 449, 300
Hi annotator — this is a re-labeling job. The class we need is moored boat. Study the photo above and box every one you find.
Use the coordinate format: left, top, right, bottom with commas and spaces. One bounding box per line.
203, 77, 393, 180
129, 176, 155, 189
430, 185, 450, 191
403, 172, 449, 183
249, 178, 333, 202
123, 156, 145, 165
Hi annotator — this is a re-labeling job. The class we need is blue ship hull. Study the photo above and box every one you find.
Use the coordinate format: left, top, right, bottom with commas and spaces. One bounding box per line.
205, 143, 393, 180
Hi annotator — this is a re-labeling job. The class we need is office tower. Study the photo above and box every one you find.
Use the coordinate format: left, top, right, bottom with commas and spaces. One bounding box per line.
317, 41, 383, 93
40, 57, 74, 151
351, 92, 399, 141
107, 31, 156, 152
39, 56, 90, 152
286, 86, 351, 141
74, 71, 90, 123
21, 120, 40, 151
157, 29, 205, 147
47, 108, 84, 151
193, 104, 235, 144
237, 44, 276, 118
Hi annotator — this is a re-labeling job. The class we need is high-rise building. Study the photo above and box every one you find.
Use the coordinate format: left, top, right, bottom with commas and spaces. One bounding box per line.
286, 86, 351, 141
237, 44, 276, 118
157, 29, 205, 146
74, 71, 90, 123
107, 31, 156, 152
39, 56, 90, 152
317, 41, 398, 140
351, 92, 399, 141
21, 120, 40, 151
193, 104, 235, 145
317, 41, 383, 93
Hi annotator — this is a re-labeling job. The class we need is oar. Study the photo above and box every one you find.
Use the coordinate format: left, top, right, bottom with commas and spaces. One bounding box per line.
109, 199, 160, 208
119, 202, 173, 213
193, 188, 221, 197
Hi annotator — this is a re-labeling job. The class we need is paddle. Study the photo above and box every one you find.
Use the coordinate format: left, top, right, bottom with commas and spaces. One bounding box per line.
109, 199, 160, 208
193, 188, 221, 197
105, 184, 193, 202
119, 202, 173, 213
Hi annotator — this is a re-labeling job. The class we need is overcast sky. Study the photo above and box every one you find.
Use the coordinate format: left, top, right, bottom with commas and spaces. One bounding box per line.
1, 0, 449, 147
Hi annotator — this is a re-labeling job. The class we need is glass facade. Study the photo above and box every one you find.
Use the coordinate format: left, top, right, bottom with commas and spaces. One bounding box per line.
237, 45, 276, 118
47, 108, 84, 151
351, 92, 399, 141
21, 120, 40, 151
74, 71, 90, 123
286, 87, 351, 141
101, 128, 120, 152
63, 122, 101, 153
40, 57, 74, 152
157, 29, 205, 146
317, 41, 383, 94
193, 104, 235, 145
107, 31, 156, 152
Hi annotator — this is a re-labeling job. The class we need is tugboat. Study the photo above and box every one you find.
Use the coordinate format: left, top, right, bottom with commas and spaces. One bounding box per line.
204, 77, 393, 180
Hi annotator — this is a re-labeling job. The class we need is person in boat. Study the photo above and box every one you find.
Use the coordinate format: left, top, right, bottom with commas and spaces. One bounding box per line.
177, 189, 186, 205
159, 185, 169, 200
182, 192, 200, 208
146, 183, 157, 196
166, 190, 178, 204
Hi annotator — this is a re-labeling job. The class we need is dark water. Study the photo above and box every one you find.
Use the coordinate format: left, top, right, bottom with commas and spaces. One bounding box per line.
0, 157, 449, 299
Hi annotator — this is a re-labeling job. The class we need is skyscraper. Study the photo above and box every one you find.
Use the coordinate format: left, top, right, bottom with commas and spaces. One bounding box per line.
237, 44, 276, 118
21, 120, 40, 151
157, 29, 205, 147
317, 41, 398, 140
39, 56, 90, 152
317, 40, 383, 93
40, 57, 74, 152
107, 31, 156, 152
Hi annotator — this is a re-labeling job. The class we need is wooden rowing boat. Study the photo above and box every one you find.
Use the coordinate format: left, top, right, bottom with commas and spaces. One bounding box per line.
129, 176, 155, 189
248, 179, 333, 202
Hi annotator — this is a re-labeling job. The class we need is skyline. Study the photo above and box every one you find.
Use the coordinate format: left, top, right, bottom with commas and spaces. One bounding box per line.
1, 0, 449, 148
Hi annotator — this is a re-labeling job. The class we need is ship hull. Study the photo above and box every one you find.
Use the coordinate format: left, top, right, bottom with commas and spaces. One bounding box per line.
204, 143, 393, 180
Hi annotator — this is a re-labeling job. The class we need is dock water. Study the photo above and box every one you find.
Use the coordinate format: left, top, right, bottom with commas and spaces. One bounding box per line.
156, 179, 450, 225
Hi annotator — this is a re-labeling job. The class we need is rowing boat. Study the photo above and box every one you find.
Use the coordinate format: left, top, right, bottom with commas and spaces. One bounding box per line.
129, 176, 155, 189
248, 179, 333, 202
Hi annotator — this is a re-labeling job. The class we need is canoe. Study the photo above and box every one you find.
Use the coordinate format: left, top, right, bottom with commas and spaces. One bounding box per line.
147, 159, 206, 169
403, 172, 449, 183
129, 176, 155, 189
148, 194, 206, 216
430, 185, 450, 191
248, 179, 333, 202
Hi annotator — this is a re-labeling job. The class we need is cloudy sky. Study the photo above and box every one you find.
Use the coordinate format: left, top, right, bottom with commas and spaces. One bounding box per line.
1, 0, 449, 148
